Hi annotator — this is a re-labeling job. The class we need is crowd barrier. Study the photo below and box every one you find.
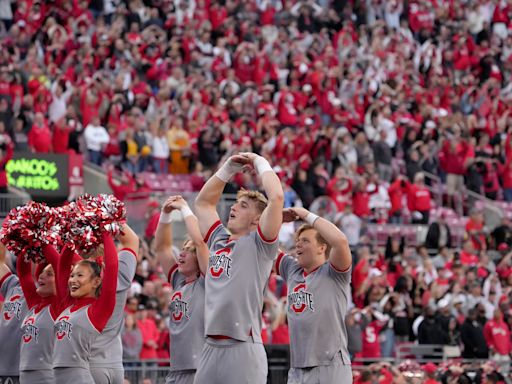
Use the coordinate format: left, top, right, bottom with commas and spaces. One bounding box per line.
121, 344, 490, 384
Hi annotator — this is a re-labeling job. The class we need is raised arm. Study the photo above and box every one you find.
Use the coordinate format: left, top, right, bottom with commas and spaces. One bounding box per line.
155, 197, 178, 278
288, 207, 352, 272
118, 223, 140, 261
16, 257, 40, 309
195, 155, 247, 237
90, 233, 119, 332
0, 243, 11, 283
170, 196, 209, 275
241, 153, 284, 241
43, 245, 74, 304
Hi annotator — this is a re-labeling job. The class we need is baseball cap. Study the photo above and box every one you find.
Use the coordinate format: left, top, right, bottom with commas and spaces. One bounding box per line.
423, 362, 437, 374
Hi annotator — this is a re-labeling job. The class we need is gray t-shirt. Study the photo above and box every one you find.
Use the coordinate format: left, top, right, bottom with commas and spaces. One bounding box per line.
204, 221, 278, 342
0, 273, 28, 376
277, 254, 351, 368
90, 249, 137, 368
20, 305, 55, 371
53, 305, 100, 368
168, 266, 205, 371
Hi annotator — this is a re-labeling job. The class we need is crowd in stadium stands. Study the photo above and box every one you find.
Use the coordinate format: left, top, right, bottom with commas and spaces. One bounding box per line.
2, 0, 512, 381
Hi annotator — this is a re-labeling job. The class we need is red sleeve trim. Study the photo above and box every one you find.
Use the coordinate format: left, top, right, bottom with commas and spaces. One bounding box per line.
275, 252, 285, 276
257, 225, 278, 244
203, 220, 221, 243
168, 264, 179, 285
119, 248, 137, 259
0, 272, 12, 289
330, 262, 351, 273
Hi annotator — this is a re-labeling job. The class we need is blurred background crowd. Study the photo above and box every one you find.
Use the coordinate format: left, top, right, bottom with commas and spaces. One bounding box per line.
2, 0, 512, 382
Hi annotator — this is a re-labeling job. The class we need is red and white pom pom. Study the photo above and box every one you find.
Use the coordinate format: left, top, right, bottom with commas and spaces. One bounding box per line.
0, 201, 66, 263
63, 194, 126, 254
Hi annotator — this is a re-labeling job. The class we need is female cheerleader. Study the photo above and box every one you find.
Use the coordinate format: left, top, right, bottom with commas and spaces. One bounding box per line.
155, 195, 208, 384
50, 232, 119, 384
17, 245, 77, 384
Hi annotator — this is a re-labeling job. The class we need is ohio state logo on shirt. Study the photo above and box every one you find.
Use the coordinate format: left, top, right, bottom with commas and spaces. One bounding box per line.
55, 315, 72, 340
209, 247, 233, 278
22, 316, 39, 343
288, 283, 314, 313
3, 294, 22, 321
170, 291, 189, 322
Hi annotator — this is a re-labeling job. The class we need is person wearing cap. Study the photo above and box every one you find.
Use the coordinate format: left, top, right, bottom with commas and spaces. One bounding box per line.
422, 363, 439, 384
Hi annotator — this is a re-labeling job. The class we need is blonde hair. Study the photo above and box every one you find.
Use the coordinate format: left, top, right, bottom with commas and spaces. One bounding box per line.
236, 189, 268, 214
296, 224, 331, 259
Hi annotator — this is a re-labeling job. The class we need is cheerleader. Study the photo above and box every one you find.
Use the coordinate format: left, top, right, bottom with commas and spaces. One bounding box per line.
155, 196, 208, 384
89, 224, 139, 384
17, 246, 77, 384
0, 243, 29, 383
50, 233, 119, 384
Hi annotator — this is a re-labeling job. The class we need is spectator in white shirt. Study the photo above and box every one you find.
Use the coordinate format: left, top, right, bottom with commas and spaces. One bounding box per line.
151, 126, 169, 174
84, 116, 110, 166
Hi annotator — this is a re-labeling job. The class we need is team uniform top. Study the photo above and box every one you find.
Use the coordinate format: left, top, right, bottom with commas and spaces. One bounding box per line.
20, 303, 56, 371
17, 248, 70, 373
168, 265, 205, 371
0, 272, 29, 376
276, 253, 351, 368
89, 248, 137, 369
52, 234, 119, 369
204, 220, 278, 342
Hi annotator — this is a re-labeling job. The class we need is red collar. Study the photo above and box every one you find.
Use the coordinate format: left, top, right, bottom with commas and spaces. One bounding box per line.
303, 264, 322, 278
34, 296, 54, 314
70, 297, 96, 312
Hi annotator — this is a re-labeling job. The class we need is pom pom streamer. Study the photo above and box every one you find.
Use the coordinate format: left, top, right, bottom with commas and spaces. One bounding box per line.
0, 194, 126, 262
0, 201, 68, 263
62, 194, 126, 255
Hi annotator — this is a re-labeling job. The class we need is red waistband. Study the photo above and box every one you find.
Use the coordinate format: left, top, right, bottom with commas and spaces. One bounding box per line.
208, 335, 233, 340
208, 330, 253, 340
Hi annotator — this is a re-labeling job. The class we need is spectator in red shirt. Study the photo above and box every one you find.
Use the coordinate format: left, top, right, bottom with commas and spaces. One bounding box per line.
27, 112, 52, 153
0, 136, 13, 193
405, 172, 432, 224
144, 201, 160, 242
484, 309, 511, 376
361, 308, 389, 359
466, 209, 487, 250
137, 303, 160, 361
51, 117, 73, 153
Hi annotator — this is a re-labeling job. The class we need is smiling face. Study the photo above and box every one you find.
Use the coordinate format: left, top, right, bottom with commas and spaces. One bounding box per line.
177, 240, 200, 277
295, 226, 328, 271
36, 265, 56, 297
68, 262, 102, 298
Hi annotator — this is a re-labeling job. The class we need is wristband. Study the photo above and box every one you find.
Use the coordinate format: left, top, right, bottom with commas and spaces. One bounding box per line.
181, 206, 194, 219
215, 162, 236, 183
159, 211, 173, 224
254, 157, 273, 175
305, 212, 319, 226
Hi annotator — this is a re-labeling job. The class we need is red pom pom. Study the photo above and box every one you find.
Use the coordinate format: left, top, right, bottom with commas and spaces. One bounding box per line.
63, 194, 126, 255
0, 201, 68, 263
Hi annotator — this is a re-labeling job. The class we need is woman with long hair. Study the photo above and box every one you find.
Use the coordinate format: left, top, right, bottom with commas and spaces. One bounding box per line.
155, 195, 209, 384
